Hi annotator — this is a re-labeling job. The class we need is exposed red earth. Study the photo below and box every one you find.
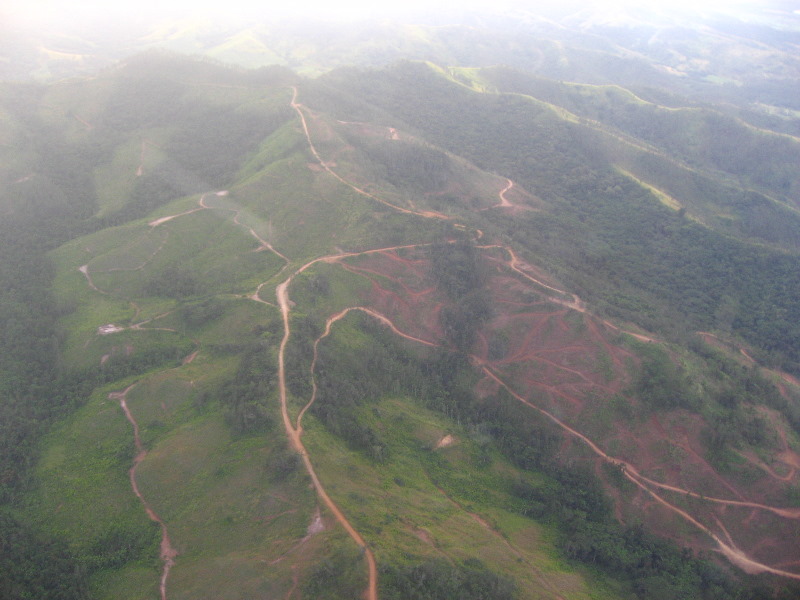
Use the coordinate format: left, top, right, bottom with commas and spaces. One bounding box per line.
70, 85, 800, 599
269, 237, 800, 595
283, 85, 800, 591
497, 178, 514, 207
328, 244, 800, 580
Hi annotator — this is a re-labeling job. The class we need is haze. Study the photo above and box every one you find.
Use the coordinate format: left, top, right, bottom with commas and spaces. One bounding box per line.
6, 0, 762, 29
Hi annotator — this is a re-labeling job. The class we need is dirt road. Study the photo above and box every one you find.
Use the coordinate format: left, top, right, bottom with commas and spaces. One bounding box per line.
111, 384, 178, 600
479, 363, 800, 580
290, 87, 449, 221
276, 276, 379, 600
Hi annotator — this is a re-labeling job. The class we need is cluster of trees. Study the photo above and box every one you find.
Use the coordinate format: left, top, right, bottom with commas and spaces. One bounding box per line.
284, 315, 322, 398
164, 102, 293, 189
302, 545, 366, 599
380, 558, 515, 600
632, 344, 697, 411
145, 265, 201, 299
203, 342, 276, 435
429, 235, 492, 352
311, 333, 392, 462
180, 298, 226, 329
346, 135, 453, 195
0, 512, 90, 600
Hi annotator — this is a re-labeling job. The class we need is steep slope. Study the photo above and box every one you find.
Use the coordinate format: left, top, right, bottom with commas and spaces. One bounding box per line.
3, 54, 608, 599
2, 50, 800, 600
319, 61, 800, 373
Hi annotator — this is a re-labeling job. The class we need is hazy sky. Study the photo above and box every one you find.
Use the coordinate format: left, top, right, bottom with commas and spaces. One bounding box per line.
5, 0, 756, 28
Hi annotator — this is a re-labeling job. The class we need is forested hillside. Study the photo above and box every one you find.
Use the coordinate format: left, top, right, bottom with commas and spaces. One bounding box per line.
2, 4, 800, 600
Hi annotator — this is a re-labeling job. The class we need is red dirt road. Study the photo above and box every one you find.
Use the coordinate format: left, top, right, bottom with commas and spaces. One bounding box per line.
110, 384, 178, 600
277, 275, 379, 600
290, 87, 449, 221
311, 243, 800, 580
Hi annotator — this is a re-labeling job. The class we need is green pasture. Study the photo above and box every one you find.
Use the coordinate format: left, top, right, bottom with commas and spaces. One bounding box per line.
302, 396, 616, 599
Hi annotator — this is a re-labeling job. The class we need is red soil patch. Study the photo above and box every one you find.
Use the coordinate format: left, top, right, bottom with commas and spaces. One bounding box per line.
286, 89, 800, 577
330, 244, 800, 577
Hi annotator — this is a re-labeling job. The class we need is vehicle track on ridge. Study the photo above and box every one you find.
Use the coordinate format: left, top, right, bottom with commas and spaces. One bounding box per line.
290, 87, 449, 221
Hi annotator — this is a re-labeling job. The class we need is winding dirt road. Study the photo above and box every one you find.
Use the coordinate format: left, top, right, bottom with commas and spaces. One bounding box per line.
110, 384, 177, 600
276, 277, 379, 600
267, 220, 800, 586
290, 87, 449, 221
477, 363, 800, 581
297, 306, 438, 436
68, 83, 800, 600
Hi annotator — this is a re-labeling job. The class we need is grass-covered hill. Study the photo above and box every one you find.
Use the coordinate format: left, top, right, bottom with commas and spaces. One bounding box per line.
1, 44, 800, 600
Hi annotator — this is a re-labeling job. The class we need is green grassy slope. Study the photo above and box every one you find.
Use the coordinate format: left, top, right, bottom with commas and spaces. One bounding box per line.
2, 49, 800, 600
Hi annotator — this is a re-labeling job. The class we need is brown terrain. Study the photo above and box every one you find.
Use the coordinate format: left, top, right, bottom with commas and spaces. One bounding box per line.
318, 243, 800, 581
75, 86, 800, 599
286, 86, 800, 586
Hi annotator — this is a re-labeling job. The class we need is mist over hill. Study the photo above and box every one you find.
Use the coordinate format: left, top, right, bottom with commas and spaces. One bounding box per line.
1, 3, 800, 600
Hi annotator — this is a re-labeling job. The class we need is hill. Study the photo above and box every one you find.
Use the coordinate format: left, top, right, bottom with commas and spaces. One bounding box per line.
1, 7, 800, 600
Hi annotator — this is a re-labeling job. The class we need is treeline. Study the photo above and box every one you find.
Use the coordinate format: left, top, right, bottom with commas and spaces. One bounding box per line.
311, 333, 393, 462
633, 344, 697, 411
201, 342, 276, 435
342, 133, 453, 194
0, 511, 90, 600
380, 558, 515, 600
302, 545, 367, 599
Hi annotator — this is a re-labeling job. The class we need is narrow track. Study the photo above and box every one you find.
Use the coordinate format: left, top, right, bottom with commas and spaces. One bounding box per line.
110, 384, 178, 600
290, 87, 449, 221
478, 363, 800, 581
276, 277, 379, 600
